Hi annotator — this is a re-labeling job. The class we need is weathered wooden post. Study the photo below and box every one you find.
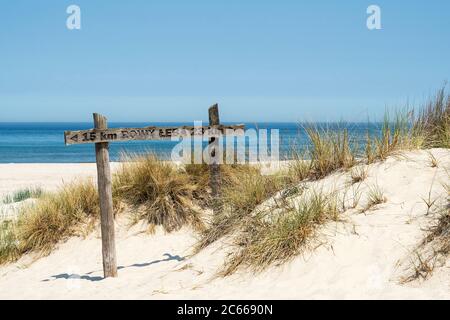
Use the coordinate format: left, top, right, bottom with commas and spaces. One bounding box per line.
93, 113, 118, 278
64, 112, 244, 277
208, 104, 221, 208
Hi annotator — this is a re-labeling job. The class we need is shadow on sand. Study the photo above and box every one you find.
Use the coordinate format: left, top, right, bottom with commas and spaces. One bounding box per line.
42, 253, 185, 283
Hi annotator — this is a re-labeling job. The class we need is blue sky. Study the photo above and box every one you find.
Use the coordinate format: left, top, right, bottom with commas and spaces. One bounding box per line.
0, 0, 449, 122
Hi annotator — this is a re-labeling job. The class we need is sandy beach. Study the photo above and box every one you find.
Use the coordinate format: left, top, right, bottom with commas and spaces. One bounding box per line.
0, 163, 123, 198
0, 149, 448, 299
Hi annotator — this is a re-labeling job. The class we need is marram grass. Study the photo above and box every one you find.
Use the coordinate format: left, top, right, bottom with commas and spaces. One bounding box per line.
195, 165, 286, 252
113, 154, 204, 232
221, 189, 341, 276
0, 180, 100, 263
2, 187, 43, 204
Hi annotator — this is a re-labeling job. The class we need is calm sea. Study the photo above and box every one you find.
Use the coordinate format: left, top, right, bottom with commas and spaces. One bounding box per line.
0, 122, 378, 163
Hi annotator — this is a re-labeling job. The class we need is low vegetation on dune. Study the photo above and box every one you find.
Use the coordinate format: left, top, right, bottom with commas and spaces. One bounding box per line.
184, 163, 212, 205
113, 155, 204, 232
195, 165, 287, 252
288, 86, 449, 180
194, 162, 339, 274
0, 155, 208, 264
0, 181, 100, 263
17, 181, 101, 253
305, 127, 356, 178
196, 86, 449, 275
0, 86, 448, 270
221, 189, 341, 275
401, 193, 449, 283
361, 183, 387, 213
414, 87, 450, 149
350, 166, 368, 184
431, 204, 450, 259
0, 221, 18, 264
2, 187, 43, 205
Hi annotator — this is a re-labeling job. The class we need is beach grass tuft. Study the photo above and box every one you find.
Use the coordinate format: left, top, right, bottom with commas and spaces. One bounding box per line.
413, 86, 450, 149
2, 187, 44, 204
0, 180, 100, 263
401, 192, 449, 283
364, 110, 422, 162
428, 204, 450, 259
0, 221, 19, 264
15, 180, 100, 255
350, 166, 369, 184
305, 126, 356, 178
365, 85, 449, 162
195, 165, 286, 252
284, 125, 359, 184
286, 154, 312, 184
113, 154, 204, 232
362, 183, 386, 212
221, 189, 341, 276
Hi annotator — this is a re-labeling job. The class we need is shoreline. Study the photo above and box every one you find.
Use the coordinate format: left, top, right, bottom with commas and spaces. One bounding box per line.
0, 160, 291, 197
0, 163, 114, 198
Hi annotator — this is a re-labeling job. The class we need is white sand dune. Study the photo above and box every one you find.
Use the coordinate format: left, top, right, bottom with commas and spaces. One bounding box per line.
0, 149, 449, 299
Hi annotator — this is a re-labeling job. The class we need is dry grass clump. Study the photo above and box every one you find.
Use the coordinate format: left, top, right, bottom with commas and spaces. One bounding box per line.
418, 181, 450, 275
195, 165, 286, 252
421, 181, 439, 216
413, 86, 450, 149
349, 184, 363, 209
366, 112, 420, 162
184, 163, 212, 205
286, 149, 312, 183
306, 126, 356, 178
2, 187, 44, 204
0, 180, 100, 263
183, 163, 256, 205
16, 181, 100, 255
402, 251, 437, 283
221, 189, 341, 276
284, 126, 358, 185
361, 183, 386, 212
221, 166, 285, 215
427, 152, 439, 168
113, 154, 204, 232
350, 166, 369, 184
426, 206, 450, 259
280, 87, 449, 184
364, 86, 449, 162
401, 199, 449, 283
0, 221, 19, 264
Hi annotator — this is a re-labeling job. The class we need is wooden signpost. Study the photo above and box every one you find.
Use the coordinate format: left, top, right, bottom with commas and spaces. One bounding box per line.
65, 124, 244, 145
208, 104, 221, 205
64, 105, 243, 278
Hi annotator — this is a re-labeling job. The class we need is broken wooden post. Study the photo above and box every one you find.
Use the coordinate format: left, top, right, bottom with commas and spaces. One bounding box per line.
93, 113, 118, 278
208, 104, 221, 209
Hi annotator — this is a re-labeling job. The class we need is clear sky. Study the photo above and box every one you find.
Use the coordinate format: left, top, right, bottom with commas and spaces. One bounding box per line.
0, 0, 449, 122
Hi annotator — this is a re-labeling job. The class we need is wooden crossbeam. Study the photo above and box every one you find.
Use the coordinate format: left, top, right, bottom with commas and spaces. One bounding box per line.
64, 124, 245, 145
